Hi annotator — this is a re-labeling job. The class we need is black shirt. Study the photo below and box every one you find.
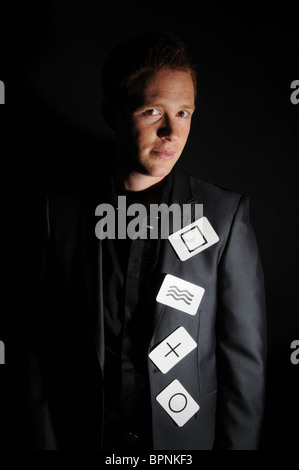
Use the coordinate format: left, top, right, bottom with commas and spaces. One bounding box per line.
102, 172, 173, 449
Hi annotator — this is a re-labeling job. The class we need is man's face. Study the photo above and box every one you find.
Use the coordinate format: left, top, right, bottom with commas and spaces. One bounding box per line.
116, 68, 195, 178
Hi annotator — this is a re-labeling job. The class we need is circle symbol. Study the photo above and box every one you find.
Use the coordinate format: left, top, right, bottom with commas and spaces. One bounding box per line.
168, 393, 188, 413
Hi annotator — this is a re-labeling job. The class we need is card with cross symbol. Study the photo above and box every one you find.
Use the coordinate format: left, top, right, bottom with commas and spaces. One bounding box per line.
149, 326, 197, 374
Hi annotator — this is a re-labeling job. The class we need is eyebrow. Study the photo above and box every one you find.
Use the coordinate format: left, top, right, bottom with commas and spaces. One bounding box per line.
139, 102, 195, 111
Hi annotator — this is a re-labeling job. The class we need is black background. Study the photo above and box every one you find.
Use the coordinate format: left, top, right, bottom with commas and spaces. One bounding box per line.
1, 3, 298, 450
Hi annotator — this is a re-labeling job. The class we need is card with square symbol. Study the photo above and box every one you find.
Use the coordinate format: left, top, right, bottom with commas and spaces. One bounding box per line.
168, 216, 219, 261
149, 327, 197, 374
156, 274, 205, 316
156, 379, 200, 427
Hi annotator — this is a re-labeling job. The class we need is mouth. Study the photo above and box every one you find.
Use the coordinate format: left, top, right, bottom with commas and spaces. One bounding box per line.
151, 149, 175, 160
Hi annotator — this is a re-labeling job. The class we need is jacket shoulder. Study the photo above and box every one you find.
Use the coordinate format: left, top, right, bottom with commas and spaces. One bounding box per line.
44, 189, 92, 246
178, 170, 249, 254
193, 175, 241, 201
178, 168, 244, 210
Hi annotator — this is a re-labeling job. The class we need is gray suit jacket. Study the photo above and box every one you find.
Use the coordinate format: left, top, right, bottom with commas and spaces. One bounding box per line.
31, 167, 266, 450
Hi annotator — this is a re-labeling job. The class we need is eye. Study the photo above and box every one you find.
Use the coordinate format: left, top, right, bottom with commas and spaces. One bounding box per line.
177, 110, 189, 118
143, 108, 160, 116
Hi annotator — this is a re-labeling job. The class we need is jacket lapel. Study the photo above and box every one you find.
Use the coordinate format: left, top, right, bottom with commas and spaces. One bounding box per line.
151, 168, 200, 335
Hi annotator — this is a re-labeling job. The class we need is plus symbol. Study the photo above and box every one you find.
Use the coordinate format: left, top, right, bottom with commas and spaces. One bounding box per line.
165, 342, 181, 358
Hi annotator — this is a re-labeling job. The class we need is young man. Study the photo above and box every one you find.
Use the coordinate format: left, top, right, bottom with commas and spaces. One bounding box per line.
31, 32, 266, 450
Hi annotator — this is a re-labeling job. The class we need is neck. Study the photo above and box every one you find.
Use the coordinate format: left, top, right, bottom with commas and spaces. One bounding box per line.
113, 167, 167, 208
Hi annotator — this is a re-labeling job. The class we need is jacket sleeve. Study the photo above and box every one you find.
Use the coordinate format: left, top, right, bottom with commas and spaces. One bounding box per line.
214, 196, 267, 449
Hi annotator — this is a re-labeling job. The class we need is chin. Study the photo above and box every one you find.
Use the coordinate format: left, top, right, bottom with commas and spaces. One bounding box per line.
142, 160, 177, 178
147, 166, 173, 178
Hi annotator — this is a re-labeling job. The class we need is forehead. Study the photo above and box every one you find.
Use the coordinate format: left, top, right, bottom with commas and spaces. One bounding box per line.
141, 69, 195, 105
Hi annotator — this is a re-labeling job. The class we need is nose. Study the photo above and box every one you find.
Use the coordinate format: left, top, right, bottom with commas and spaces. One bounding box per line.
157, 115, 180, 141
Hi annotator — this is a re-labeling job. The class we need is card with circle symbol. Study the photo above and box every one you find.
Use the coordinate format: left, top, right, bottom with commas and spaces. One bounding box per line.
168, 216, 219, 261
156, 274, 205, 316
156, 379, 200, 427
149, 327, 197, 374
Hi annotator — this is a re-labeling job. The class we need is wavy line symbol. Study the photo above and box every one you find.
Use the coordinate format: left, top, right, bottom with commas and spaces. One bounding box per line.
166, 285, 194, 305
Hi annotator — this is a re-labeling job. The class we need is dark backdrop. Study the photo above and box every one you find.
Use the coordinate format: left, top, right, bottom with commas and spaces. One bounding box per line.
1, 3, 298, 450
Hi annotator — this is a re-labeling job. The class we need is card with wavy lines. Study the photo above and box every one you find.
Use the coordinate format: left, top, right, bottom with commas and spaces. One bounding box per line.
156, 274, 205, 315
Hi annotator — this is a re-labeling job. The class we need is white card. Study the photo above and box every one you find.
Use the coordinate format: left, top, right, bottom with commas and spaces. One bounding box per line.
168, 216, 219, 261
156, 274, 205, 316
156, 379, 200, 427
149, 327, 197, 374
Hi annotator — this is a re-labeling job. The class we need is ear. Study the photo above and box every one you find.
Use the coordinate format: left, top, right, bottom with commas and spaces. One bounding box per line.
102, 100, 117, 130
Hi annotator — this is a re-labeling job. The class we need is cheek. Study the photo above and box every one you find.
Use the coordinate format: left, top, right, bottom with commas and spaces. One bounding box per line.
181, 125, 191, 143
134, 124, 155, 148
